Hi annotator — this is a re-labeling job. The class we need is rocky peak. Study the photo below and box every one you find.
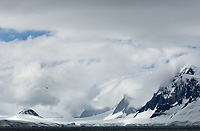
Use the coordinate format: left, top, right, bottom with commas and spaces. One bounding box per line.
113, 94, 136, 116
18, 108, 42, 118
179, 65, 196, 75
136, 65, 200, 118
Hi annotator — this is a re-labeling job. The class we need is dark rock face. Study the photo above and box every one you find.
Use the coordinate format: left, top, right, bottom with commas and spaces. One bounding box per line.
79, 107, 110, 118
18, 109, 42, 118
113, 94, 137, 116
136, 66, 200, 118
180, 66, 195, 75
0, 120, 63, 127
0, 120, 39, 127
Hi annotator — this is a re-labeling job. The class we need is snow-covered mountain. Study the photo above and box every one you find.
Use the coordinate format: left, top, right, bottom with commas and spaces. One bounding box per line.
0, 108, 63, 127
77, 94, 137, 120
18, 108, 42, 118
134, 65, 200, 121
112, 94, 137, 117
74, 65, 200, 126
1, 65, 200, 127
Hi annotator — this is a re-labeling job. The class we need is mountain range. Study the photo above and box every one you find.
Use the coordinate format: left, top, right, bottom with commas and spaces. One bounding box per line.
77, 65, 200, 126
135, 65, 200, 119
0, 65, 200, 127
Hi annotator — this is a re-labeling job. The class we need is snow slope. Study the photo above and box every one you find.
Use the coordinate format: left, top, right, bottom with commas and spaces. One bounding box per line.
129, 65, 200, 125
72, 65, 200, 126
1, 65, 200, 127
0, 109, 62, 127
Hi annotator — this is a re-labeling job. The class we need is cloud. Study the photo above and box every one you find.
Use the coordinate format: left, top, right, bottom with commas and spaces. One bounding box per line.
0, 0, 200, 45
0, 35, 199, 119
0, 0, 200, 120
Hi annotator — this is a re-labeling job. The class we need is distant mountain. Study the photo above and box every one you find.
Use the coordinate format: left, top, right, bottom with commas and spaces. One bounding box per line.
18, 108, 42, 118
1, 65, 200, 127
0, 108, 65, 127
112, 94, 137, 117
78, 94, 137, 119
73, 65, 200, 125
79, 107, 110, 118
135, 65, 200, 119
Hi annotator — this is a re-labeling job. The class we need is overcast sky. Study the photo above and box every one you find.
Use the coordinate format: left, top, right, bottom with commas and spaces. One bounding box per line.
0, 0, 200, 120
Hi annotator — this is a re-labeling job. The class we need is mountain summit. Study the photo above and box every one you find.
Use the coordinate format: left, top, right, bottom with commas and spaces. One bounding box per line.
113, 94, 137, 117
18, 108, 42, 118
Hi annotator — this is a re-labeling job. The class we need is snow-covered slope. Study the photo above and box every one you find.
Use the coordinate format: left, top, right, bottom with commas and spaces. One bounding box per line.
77, 94, 137, 120
112, 94, 137, 116
0, 109, 62, 127
104, 94, 137, 120
133, 65, 200, 123
73, 65, 200, 126
1, 65, 200, 127
18, 108, 42, 118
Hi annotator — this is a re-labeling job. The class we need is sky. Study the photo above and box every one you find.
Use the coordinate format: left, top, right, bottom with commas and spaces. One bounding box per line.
0, 0, 200, 120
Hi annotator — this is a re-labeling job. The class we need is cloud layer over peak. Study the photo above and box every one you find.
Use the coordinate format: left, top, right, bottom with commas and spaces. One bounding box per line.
0, 0, 200, 120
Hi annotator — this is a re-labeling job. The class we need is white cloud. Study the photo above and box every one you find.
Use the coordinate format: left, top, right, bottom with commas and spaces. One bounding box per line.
0, 0, 200, 120
0, 35, 199, 119
0, 0, 200, 45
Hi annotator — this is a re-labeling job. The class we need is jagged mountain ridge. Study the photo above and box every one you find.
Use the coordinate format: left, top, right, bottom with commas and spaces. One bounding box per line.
1, 65, 200, 127
136, 65, 200, 118
78, 94, 137, 118
77, 65, 200, 121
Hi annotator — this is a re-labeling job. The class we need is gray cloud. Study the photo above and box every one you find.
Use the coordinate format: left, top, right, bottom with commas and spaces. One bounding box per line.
0, 0, 200, 119
0, 36, 199, 119
0, 0, 200, 45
